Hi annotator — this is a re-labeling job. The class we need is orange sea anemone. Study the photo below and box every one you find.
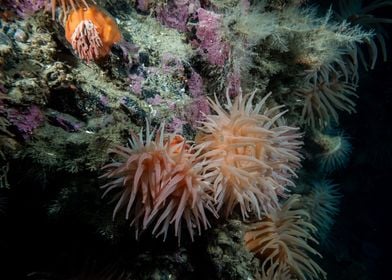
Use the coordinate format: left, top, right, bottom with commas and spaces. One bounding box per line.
196, 91, 303, 219
100, 123, 216, 243
65, 5, 122, 62
244, 195, 326, 280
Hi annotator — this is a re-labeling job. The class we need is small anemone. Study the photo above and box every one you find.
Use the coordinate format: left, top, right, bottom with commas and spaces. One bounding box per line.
302, 179, 342, 243
312, 128, 352, 173
295, 72, 358, 128
336, 0, 392, 70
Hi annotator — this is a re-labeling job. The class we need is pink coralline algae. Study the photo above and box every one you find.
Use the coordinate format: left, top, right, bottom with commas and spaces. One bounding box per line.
188, 69, 204, 98
161, 53, 185, 76
227, 67, 242, 98
146, 94, 163, 105
156, 0, 200, 32
0, 84, 6, 94
186, 98, 210, 128
8, 0, 49, 18
195, 8, 230, 67
136, 0, 150, 12
241, 0, 250, 12
7, 105, 44, 139
186, 70, 210, 127
128, 74, 144, 96
165, 116, 186, 133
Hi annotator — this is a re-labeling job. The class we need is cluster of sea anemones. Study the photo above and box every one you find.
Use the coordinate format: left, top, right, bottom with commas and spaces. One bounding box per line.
100, 91, 303, 242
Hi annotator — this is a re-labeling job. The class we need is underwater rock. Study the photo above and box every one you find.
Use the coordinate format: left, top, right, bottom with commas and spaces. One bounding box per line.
0, 1, 390, 279
206, 220, 259, 280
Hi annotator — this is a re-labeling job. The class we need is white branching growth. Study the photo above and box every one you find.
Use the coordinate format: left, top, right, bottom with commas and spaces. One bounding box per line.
336, 0, 392, 70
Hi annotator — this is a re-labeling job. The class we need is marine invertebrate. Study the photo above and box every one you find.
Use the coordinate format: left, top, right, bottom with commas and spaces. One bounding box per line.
284, 7, 374, 128
295, 72, 358, 128
50, 0, 90, 18
65, 5, 122, 62
285, 6, 372, 76
244, 195, 326, 280
312, 128, 352, 172
262, 263, 297, 280
336, 0, 392, 70
197, 91, 302, 219
303, 179, 342, 243
100, 123, 216, 242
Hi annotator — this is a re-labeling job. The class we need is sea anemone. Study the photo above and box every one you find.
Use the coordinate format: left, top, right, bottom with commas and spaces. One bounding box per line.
287, 7, 373, 128
262, 263, 295, 280
287, 6, 372, 83
196, 91, 302, 219
295, 72, 358, 128
312, 128, 352, 172
64, 5, 122, 62
303, 179, 342, 243
100, 123, 216, 243
336, 0, 392, 70
244, 195, 326, 280
66, 259, 131, 280
50, 0, 91, 18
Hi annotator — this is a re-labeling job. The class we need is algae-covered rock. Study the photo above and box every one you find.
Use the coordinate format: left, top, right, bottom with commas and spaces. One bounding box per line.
206, 220, 260, 280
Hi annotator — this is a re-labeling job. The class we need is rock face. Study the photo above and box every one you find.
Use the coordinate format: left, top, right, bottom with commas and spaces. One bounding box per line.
0, 0, 390, 279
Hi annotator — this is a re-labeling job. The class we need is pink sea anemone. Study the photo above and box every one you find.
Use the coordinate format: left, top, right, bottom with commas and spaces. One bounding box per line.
100, 123, 216, 243
196, 91, 303, 219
